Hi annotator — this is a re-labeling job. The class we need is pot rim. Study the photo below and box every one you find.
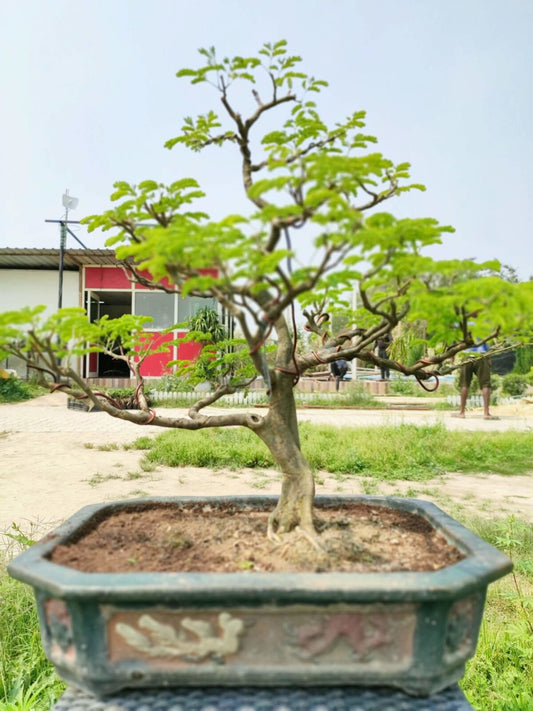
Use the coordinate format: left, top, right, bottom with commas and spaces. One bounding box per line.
7, 495, 512, 603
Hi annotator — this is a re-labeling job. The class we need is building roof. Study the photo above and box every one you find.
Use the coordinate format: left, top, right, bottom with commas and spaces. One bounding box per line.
0, 248, 121, 270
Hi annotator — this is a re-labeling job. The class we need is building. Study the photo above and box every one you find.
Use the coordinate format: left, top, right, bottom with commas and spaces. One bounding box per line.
0, 248, 220, 380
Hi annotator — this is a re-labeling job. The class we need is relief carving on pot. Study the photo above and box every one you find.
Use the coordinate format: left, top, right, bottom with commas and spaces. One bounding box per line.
114, 612, 245, 662
289, 612, 391, 661
107, 604, 415, 671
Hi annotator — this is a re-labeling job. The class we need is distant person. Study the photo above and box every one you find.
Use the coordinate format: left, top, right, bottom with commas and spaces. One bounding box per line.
454, 343, 499, 420
330, 359, 348, 391
375, 333, 392, 380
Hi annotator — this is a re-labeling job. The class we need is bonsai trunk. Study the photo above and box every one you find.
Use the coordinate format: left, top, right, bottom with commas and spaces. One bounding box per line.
256, 372, 315, 535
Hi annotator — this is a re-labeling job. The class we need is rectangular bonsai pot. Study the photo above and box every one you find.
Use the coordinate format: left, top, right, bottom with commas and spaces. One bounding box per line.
7, 495, 511, 697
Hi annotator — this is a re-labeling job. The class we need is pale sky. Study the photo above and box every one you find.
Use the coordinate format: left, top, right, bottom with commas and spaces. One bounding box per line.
1, 0, 532, 279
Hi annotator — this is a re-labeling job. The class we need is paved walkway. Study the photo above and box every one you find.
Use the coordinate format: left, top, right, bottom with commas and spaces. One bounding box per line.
1, 392, 532, 433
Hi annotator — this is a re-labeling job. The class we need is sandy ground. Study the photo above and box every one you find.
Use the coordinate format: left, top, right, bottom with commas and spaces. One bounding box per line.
0, 392, 532, 537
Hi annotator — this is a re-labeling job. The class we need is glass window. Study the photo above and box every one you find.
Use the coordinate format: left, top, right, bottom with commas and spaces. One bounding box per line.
177, 295, 217, 324
134, 292, 176, 330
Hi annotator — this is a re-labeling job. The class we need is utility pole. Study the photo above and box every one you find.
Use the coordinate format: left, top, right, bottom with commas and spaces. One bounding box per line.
47, 190, 79, 309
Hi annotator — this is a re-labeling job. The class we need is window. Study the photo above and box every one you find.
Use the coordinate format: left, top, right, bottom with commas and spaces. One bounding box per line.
177, 295, 217, 323
134, 292, 176, 330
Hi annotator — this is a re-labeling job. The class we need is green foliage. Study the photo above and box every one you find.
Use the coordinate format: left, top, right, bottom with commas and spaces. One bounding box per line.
151, 374, 194, 393
0, 377, 36, 403
187, 307, 226, 342
513, 344, 533, 374
490, 373, 502, 392
502, 373, 528, 397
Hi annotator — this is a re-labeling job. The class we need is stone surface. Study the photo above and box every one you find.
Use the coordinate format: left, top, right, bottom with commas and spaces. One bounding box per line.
53, 684, 473, 710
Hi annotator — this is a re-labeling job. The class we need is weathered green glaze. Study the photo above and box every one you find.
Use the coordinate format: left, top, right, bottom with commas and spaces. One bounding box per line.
7, 496, 511, 697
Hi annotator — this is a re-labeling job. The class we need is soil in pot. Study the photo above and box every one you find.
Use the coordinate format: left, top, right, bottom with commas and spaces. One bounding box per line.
49, 502, 464, 574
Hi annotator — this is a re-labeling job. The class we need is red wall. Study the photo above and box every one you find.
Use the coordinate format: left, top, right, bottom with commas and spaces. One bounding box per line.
85, 267, 132, 289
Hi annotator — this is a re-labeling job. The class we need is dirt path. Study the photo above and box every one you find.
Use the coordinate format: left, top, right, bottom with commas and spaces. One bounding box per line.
0, 393, 531, 535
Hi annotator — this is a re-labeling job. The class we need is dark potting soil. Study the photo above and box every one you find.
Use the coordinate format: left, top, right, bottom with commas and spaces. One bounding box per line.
49, 502, 465, 574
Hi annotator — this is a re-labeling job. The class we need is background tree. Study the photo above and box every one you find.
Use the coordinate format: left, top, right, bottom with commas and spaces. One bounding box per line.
1, 41, 532, 541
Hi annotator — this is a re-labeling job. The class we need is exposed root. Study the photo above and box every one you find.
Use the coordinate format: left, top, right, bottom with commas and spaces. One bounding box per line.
267, 517, 282, 543
294, 525, 326, 553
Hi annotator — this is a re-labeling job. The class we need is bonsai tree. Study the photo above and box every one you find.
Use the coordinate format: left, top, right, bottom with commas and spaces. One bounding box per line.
1, 41, 532, 540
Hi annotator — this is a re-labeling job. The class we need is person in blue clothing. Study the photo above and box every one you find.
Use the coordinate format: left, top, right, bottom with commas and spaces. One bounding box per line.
454, 343, 499, 420
330, 359, 348, 391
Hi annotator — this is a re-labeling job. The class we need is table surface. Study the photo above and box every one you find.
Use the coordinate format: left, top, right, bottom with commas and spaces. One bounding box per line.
53, 684, 473, 710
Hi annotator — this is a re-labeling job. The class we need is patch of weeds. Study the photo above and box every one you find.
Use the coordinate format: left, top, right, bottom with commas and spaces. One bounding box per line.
123, 471, 148, 481
250, 477, 270, 489
461, 491, 476, 501
140, 458, 157, 473
3, 523, 37, 548
97, 443, 119, 452
84, 473, 123, 487
123, 436, 154, 451
404, 487, 421, 498
84, 442, 94, 449
361, 479, 380, 495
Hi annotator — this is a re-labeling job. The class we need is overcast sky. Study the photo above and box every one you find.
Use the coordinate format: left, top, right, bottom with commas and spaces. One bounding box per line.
1, 0, 532, 279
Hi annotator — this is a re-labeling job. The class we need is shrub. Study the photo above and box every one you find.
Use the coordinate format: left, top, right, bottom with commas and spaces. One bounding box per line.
151, 374, 194, 393
501, 373, 528, 397
389, 378, 417, 395
0, 376, 35, 403
490, 373, 502, 392
513, 344, 533, 374
106, 387, 153, 409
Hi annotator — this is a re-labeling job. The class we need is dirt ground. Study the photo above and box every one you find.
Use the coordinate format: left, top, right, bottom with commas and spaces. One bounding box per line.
0, 393, 532, 538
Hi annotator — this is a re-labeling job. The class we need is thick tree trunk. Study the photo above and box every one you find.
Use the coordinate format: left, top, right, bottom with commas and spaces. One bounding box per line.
256, 371, 315, 534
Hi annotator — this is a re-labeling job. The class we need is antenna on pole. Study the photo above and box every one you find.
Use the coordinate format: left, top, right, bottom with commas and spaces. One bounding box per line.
58, 189, 78, 309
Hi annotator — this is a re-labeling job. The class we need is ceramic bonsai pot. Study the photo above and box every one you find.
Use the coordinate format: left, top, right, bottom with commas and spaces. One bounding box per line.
7, 495, 511, 698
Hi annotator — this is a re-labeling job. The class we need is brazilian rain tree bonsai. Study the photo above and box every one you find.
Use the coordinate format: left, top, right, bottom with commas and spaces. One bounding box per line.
1, 41, 532, 542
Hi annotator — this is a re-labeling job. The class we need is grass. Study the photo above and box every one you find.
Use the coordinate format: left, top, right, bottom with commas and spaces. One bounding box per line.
0, 529, 66, 710
83, 472, 123, 487
135, 423, 533, 481
459, 515, 533, 710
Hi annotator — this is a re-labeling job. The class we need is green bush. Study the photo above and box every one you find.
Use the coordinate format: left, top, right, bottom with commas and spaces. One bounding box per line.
151, 374, 194, 393
513, 344, 533, 374
105, 387, 152, 409
490, 373, 502, 391
389, 378, 417, 395
526, 367, 533, 387
501, 373, 528, 397
0, 376, 35, 403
